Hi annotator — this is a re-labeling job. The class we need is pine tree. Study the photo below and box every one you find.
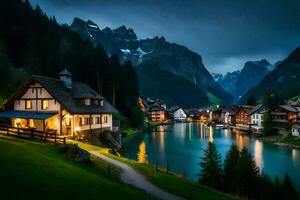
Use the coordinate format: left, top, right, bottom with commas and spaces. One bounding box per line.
282, 173, 298, 199
263, 111, 272, 135
198, 142, 223, 189
137, 141, 148, 164
224, 144, 240, 192
237, 148, 259, 197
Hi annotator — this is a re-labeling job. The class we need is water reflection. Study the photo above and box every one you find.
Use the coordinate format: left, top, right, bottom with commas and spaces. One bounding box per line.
292, 149, 299, 167
254, 140, 264, 172
209, 126, 214, 142
234, 130, 250, 151
154, 126, 165, 153
137, 141, 148, 164
224, 128, 229, 137
200, 123, 205, 138
123, 123, 300, 190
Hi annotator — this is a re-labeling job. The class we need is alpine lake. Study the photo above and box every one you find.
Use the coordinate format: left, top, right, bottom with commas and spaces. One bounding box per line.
122, 122, 300, 190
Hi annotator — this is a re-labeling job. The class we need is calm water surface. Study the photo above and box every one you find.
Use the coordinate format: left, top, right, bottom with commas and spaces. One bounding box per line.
123, 122, 300, 190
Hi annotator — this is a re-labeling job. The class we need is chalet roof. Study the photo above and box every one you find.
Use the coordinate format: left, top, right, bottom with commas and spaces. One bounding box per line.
148, 102, 165, 112
167, 106, 181, 113
292, 123, 300, 129
7, 75, 117, 114
248, 105, 268, 115
236, 105, 256, 115
271, 105, 300, 113
227, 105, 241, 115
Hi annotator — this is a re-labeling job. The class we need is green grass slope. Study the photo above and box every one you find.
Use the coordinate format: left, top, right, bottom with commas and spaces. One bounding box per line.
77, 141, 237, 200
0, 136, 154, 200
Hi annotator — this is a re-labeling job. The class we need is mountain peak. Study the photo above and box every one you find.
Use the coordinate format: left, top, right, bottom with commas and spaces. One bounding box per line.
113, 25, 137, 40
244, 59, 272, 71
71, 17, 86, 27
114, 25, 135, 34
259, 58, 270, 65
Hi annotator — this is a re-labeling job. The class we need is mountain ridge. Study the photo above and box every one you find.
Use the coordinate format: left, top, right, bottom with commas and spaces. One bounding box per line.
213, 59, 274, 101
241, 46, 300, 103
70, 17, 233, 106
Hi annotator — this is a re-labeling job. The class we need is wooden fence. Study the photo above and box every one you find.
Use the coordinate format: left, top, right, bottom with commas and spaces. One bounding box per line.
0, 125, 66, 145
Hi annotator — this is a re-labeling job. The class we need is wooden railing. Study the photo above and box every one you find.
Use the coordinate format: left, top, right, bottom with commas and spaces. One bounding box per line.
0, 125, 66, 145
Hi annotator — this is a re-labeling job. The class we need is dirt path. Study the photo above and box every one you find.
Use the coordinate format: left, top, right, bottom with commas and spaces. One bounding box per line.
89, 151, 186, 200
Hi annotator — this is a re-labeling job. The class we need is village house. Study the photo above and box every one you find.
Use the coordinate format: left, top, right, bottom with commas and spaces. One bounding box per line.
249, 105, 268, 133
211, 108, 223, 123
147, 102, 166, 122
235, 105, 255, 131
199, 109, 210, 123
224, 111, 230, 124
186, 109, 200, 122
292, 123, 300, 137
221, 105, 239, 126
168, 106, 187, 122
138, 96, 166, 122
0, 69, 117, 137
221, 106, 237, 124
270, 105, 300, 130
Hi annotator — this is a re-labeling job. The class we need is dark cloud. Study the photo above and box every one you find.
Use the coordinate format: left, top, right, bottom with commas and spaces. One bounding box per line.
30, 0, 300, 73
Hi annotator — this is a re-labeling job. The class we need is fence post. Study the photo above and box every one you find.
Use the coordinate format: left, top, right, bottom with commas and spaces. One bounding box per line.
30, 129, 34, 139
6, 127, 9, 136
63, 137, 66, 145
17, 128, 20, 137
55, 133, 57, 145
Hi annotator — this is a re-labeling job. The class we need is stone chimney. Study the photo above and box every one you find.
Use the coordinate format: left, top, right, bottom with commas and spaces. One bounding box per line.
58, 68, 72, 89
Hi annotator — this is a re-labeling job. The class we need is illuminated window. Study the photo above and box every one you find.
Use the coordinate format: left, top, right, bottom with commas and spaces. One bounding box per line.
82, 117, 89, 125
25, 100, 32, 109
42, 100, 49, 110
103, 116, 108, 123
29, 119, 35, 128
85, 99, 91, 105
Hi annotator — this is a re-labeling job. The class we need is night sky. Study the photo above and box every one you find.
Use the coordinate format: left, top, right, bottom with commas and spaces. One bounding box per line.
30, 0, 300, 74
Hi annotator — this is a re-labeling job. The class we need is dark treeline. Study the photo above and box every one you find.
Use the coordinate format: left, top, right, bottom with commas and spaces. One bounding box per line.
199, 142, 299, 200
0, 0, 143, 127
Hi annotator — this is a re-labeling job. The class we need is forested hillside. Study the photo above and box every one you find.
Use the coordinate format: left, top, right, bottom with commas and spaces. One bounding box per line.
0, 0, 142, 126
136, 61, 211, 107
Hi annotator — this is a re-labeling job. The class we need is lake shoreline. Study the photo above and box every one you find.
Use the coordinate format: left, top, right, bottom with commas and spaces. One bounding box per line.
253, 134, 300, 149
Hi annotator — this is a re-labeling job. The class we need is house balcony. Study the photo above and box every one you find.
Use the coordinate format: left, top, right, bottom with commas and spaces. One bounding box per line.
270, 112, 287, 115
271, 119, 288, 123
